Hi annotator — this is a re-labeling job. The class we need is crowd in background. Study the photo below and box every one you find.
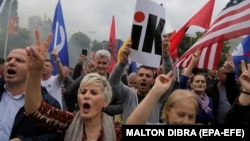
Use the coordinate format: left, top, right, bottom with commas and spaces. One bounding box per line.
0, 29, 250, 141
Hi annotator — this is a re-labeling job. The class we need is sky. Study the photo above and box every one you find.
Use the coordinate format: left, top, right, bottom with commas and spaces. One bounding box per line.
18, 0, 229, 42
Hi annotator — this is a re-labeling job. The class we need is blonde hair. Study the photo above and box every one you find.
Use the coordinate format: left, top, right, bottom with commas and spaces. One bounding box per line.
79, 73, 113, 104
161, 89, 199, 122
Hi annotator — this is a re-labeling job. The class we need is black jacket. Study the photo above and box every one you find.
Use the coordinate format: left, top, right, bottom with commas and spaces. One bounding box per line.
205, 73, 239, 123
224, 102, 250, 125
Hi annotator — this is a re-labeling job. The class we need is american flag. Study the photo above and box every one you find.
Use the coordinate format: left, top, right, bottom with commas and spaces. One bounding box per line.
175, 0, 250, 70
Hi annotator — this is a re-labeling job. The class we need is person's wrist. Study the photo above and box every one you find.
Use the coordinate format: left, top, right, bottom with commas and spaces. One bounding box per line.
55, 58, 61, 64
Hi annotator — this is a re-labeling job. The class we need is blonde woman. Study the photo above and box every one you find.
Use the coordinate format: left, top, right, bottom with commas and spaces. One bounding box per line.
24, 29, 121, 141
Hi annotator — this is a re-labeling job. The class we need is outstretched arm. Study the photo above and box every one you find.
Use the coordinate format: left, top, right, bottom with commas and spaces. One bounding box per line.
237, 60, 250, 105
182, 50, 200, 77
24, 28, 52, 115
126, 71, 174, 124
224, 60, 250, 124
51, 48, 66, 84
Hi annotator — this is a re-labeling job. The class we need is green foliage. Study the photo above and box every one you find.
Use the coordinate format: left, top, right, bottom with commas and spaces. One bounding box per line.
69, 32, 90, 50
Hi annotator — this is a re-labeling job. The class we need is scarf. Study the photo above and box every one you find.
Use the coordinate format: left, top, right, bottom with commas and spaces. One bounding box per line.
64, 112, 116, 141
192, 90, 212, 113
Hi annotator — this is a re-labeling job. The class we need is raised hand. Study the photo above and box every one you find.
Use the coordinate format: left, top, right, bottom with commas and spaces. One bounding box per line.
51, 48, 59, 60
223, 54, 235, 73
151, 71, 174, 97
239, 60, 250, 92
191, 49, 201, 65
120, 38, 132, 64
25, 28, 52, 72
24, 28, 52, 115
162, 34, 170, 57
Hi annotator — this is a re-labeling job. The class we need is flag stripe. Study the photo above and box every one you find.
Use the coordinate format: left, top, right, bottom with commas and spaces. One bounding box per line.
191, 24, 250, 50
213, 1, 250, 24
176, 42, 223, 70
175, 0, 250, 70
206, 13, 250, 35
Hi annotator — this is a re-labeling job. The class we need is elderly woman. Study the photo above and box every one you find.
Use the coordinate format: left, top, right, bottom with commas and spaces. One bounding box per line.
24, 29, 121, 141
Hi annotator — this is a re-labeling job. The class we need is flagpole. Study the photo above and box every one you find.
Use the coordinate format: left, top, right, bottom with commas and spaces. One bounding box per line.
3, 0, 13, 58
88, 30, 96, 59
176, 58, 180, 82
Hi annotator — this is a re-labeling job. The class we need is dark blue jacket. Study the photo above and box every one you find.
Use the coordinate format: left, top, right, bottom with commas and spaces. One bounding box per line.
0, 83, 63, 141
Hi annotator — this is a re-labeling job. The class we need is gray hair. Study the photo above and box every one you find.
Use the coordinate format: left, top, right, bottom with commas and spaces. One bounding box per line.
128, 72, 136, 79
94, 50, 111, 63
79, 72, 113, 104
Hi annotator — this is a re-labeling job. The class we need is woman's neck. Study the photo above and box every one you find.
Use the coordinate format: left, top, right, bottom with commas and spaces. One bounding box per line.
193, 90, 205, 98
85, 122, 102, 141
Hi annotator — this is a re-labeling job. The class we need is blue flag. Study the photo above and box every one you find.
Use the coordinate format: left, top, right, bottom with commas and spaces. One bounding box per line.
0, 0, 6, 14
232, 34, 250, 78
117, 40, 123, 53
48, 0, 69, 75
128, 61, 137, 74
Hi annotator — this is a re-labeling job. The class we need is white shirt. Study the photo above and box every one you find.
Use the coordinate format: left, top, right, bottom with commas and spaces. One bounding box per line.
41, 75, 62, 108
0, 87, 24, 140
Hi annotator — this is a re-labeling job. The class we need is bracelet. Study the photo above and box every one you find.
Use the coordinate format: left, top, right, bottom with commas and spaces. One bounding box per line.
241, 89, 250, 95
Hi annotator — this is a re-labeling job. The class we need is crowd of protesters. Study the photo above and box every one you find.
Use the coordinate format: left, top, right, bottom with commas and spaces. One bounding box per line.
0, 28, 249, 141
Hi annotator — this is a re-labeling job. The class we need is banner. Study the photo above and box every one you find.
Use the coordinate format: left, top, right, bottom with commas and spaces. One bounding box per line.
48, 0, 69, 75
122, 125, 250, 140
130, 0, 166, 68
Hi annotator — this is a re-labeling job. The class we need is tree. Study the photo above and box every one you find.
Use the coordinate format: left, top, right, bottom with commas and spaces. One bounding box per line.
0, 0, 33, 57
8, 28, 32, 48
68, 32, 90, 66
69, 32, 90, 50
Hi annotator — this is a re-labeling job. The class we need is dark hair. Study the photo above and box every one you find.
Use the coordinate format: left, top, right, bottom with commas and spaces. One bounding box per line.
136, 65, 155, 76
45, 59, 53, 64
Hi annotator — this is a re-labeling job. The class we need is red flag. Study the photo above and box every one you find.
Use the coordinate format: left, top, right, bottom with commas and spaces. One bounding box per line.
175, 0, 250, 70
107, 15, 117, 73
8, 16, 19, 34
169, 0, 215, 59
